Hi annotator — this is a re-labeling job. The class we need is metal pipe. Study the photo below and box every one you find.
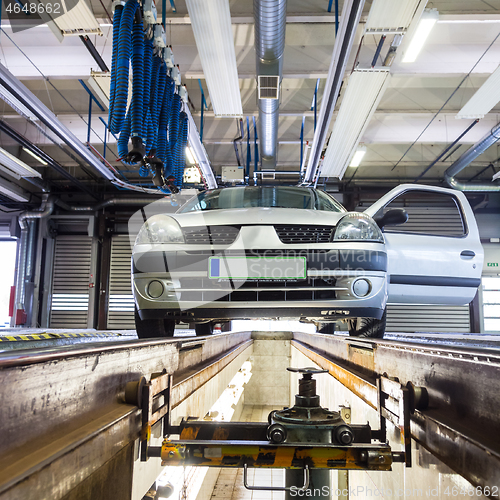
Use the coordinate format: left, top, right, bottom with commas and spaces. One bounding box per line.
254, 170, 300, 175
371, 35, 386, 67
303, 0, 366, 183
14, 196, 55, 322
24, 219, 36, 283
54, 196, 169, 212
0, 119, 97, 198
300, 116, 305, 168
254, 0, 287, 170
444, 121, 500, 192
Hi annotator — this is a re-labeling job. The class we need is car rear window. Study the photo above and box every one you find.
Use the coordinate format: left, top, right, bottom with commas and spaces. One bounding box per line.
178, 187, 345, 213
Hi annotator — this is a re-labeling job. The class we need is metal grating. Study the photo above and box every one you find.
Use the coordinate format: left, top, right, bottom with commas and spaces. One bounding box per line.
386, 304, 470, 333
50, 235, 92, 328
108, 235, 135, 329
274, 225, 334, 244
258, 75, 279, 99
178, 277, 338, 302
183, 226, 240, 245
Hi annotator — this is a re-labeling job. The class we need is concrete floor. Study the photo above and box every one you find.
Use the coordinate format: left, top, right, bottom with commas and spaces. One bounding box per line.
210, 405, 285, 500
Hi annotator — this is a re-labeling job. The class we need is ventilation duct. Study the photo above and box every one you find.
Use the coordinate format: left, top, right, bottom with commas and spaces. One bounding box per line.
254, 0, 287, 170
444, 122, 500, 192
258, 76, 280, 100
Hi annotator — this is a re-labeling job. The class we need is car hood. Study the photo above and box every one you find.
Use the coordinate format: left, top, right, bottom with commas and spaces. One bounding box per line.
169, 207, 346, 227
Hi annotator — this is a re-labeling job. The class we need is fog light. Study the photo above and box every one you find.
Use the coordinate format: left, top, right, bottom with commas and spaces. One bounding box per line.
148, 280, 164, 298
353, 278, 371, 297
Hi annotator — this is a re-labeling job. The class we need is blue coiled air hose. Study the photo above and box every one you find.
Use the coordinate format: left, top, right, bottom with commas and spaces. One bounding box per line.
142, 38, 153, 139
173, 111, 188, 188
117, 111, 131, 160
169, 93, 181, 149
110, 0, 138, 134
151, 62, 167, 150
108, 4, 122, 128
130, 21, 144, 140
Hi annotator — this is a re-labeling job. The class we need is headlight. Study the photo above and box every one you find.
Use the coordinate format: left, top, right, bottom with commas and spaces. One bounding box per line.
135, 215, 184, 244
333, 213, 384, 242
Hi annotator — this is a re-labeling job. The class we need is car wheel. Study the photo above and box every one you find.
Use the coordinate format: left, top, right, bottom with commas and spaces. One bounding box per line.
348, 308, 386, 338
195, 322, 214, 336
134, 308, 175, 339
317, 322, 335, 334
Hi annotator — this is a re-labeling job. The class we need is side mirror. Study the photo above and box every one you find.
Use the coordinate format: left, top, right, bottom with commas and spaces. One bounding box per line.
374, 208, 408, 229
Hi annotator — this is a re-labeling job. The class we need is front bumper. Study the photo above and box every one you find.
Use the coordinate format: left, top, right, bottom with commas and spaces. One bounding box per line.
132, 247, 388, 322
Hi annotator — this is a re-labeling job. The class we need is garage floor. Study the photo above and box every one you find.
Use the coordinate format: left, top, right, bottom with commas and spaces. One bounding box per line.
210, 405, 285, 500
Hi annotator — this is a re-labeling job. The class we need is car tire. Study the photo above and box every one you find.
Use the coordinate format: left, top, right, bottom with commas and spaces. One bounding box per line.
134, 308, 175, 339
317, 322, 335, 335
195, 322, 214, 336
348, 308, 386, 338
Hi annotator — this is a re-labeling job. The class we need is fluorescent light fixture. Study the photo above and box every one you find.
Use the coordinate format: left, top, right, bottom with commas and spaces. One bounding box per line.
185, 147, 196, 165
303, 0, 366, 183
87, 71, 132, 110
365, 0, 422, 32
46, 0, 102, 36
22, 147, 48, 166
184, 0, 243, 117
87, 72, 111, 109
349, 145, 367, 167
402, 8, 439, 63
0, 84, 39, 121
456, 64, 500, 119
438, 19, 500, 24
0, 62, 114, 182
320, 69, 390, 180
0, 176, 30, 202
0, 146, 42, 179
185, 106, 217, 188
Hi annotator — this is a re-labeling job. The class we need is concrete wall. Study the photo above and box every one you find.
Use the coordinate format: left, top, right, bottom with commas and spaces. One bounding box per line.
243, 332, 292, 407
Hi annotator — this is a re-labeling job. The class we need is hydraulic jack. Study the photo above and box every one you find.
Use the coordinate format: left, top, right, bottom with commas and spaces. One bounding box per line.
127, 366, 425, 498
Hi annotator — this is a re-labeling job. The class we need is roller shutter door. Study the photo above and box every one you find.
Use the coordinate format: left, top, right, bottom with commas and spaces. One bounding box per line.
386, 305, 470, 333
50, 235, 93, 328
356, 190, 471, 333
107, 235, 135, 329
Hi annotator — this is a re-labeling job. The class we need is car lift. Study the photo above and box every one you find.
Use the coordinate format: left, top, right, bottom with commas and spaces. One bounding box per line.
125, 366, 428, 496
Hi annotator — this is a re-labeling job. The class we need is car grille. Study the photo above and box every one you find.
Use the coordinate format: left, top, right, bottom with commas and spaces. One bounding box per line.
177, 277, 340, 302
274, 225, 334, 244
182, 226, 240, 245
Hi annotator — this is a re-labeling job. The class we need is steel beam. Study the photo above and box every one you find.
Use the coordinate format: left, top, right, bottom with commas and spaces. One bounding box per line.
292, 332, 500, 494
0, 332, 253, 500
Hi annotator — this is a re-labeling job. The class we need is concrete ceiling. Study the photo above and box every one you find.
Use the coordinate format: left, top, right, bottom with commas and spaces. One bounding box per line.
0, 0, 500, 204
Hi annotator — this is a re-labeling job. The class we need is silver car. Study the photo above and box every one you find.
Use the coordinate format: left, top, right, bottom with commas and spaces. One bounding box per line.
132, 184, 483, 338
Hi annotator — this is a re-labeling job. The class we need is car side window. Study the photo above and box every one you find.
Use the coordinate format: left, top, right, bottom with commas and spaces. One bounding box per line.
376, 190, 467, 237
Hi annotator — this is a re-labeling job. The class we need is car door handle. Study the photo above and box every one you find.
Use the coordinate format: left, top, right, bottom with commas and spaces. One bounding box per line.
460, 250, 475, 258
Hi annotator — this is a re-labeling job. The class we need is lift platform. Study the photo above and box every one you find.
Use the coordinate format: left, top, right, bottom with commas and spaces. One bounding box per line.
0, 330, 499, 499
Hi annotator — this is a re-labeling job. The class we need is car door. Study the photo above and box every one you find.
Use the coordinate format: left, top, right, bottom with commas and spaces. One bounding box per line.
364, 184, 483, 305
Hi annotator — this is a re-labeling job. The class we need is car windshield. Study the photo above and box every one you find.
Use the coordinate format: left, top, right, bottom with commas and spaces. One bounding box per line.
178, 186, 345, 213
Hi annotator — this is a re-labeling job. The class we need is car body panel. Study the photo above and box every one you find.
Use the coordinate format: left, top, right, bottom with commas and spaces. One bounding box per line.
364, 184, 483, 304
132, 184, 483, 325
